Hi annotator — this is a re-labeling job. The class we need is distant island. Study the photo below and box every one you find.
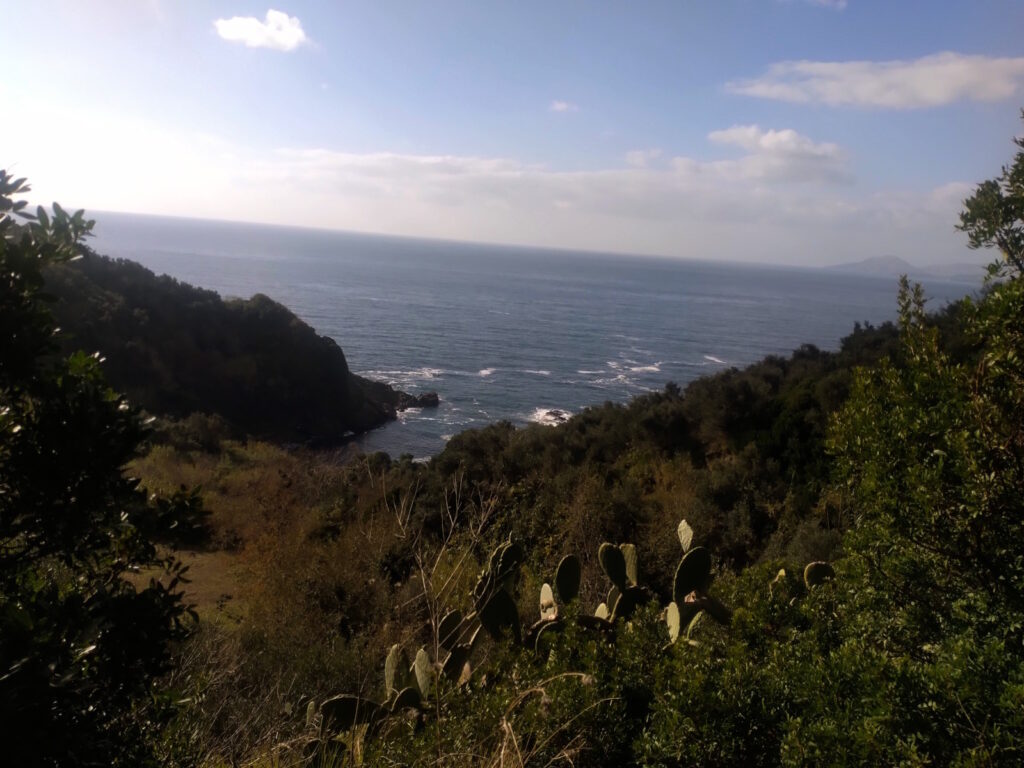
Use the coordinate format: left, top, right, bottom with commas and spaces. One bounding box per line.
44, 250, 438, 444
827, 254, 987, 282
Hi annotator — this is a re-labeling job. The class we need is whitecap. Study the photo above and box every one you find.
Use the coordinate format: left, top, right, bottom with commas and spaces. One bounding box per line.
523, 369, 551, 376
529, 407, 572, 426
703, 355, 727, 365
357, 366, 446, 383
629, 363, 661, 373
479, 368, 496, 377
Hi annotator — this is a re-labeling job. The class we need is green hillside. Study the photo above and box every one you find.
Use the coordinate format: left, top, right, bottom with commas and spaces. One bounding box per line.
2, 119, 1023, 767
44, 251, 436, 444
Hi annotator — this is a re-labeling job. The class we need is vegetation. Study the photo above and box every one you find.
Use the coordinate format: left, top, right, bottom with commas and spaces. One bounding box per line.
0, 173, 198, 766
44, 251, 432, 445
2, 118, 1023, 766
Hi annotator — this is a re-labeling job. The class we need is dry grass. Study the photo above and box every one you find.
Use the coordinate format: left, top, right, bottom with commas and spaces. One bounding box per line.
128, 438, 360, 619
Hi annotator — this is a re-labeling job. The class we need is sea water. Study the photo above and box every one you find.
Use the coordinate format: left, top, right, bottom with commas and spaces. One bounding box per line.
90, 212, 981, 458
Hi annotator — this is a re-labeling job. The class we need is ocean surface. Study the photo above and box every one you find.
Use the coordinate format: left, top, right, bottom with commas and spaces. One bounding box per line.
90, 212, 982, 458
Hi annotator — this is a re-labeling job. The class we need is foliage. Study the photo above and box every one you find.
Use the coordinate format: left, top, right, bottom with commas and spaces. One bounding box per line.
14, 118, 1023, 766
0, 172, 195, 766
958, 109, 1024, 274
43, 251, 423, 444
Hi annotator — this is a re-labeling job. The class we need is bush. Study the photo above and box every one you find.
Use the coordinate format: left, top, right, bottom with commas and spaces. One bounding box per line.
0, 173, 195, 766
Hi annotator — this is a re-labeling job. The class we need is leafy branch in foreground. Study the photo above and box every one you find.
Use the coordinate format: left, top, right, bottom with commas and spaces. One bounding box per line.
958, 109, 1024, 275
0, 171, 200, 767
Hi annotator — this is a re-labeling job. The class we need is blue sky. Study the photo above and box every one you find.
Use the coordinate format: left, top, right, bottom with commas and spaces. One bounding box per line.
4, 1, 1024, 265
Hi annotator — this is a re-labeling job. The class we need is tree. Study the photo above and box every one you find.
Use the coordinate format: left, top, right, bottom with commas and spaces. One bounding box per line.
815, 251, 1024, 760
957, 109, 1024, 275
0, 171, 195, 766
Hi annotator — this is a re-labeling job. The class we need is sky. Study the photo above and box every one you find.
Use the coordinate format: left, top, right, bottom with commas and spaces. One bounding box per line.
3, 0, 1024, 266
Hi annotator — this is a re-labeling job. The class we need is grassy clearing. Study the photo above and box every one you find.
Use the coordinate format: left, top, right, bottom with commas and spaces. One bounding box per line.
128, 437, 359, 620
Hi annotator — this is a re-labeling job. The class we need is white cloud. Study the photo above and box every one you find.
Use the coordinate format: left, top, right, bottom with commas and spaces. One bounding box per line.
550, 100, 579, 113
0, 97, 980, 267
708, 125, 838, 156
801, 0, 847, 8
625, 149, 662, 168
727, 52, 1024, 108
707, 125, 848, 183
214, 9, 307, 52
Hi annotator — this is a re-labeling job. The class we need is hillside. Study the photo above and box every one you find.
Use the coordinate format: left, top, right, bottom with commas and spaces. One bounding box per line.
43, 250, 437, 444
6, 119, 1024, 768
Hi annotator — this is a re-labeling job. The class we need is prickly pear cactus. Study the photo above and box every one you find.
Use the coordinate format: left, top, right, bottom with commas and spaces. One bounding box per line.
803, 561, 835, 588
413, 647, 433, 699
441, 643, 473, 683
384, 644, 410, 699
611, 585, 646, 621
474, 539, 523, 606
388, 687, 421, 713
320, 694, 380, 732
665, 601, 681, 644
607, 585, 621, 616
438, 609, 464, 651
620, 543, 638, 586
479, 588, 521, 643
673, 546, 712, 604
599, 542, 627, 590
554, 554, 581, 603
540, 583, 557, 621
677, 519, 694, 553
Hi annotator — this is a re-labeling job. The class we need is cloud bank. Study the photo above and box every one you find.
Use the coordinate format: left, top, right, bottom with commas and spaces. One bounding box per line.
214, 9, 307, 51
625, 149, 662, 168
707, 125, 848, 183
1, 98, 978, 268
728, 52, 1024, 108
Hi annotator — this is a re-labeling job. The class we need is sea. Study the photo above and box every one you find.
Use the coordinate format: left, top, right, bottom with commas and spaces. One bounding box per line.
89, 212, 983, 459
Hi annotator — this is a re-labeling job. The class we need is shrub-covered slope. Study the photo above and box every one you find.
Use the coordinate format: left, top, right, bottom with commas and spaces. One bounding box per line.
44, 251, 433, 443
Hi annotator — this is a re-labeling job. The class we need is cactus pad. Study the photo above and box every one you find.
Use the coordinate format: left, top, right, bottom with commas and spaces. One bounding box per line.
599, 542, 628, 590
554, 554, 581, 603
673, 546, 712, 604
413, 647, 433, 699
665, 601, 681, 643
384, 644, 409, 698
479, 589, 521, 643
620, 543, 638, 586
540, 583, 557, 620
321, 695, 380, 732
803, 561, 836, 588
677, 519, 694, 553
442, 643, 473, 683
607, 585, 621, 616
438, 610, 464, 651
389, 686, 421, 712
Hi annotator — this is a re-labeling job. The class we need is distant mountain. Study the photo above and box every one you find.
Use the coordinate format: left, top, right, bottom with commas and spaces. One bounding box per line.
827, 255, 927, 278
44, 251, 437, 444
827, 255, 986, 283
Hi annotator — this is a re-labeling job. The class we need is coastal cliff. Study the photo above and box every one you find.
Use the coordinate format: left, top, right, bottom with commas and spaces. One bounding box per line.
44, 251, 437, 443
